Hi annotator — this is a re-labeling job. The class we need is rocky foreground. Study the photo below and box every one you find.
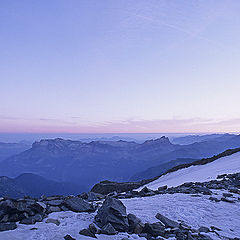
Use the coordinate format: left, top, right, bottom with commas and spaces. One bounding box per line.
0, 173, 240, 240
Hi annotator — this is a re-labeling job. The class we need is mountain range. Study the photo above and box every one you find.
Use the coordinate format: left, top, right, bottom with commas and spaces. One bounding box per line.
1, 134, 240, 190
171, 133, 235, 145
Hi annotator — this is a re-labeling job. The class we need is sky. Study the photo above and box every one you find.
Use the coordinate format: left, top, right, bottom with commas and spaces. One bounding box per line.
1, 0, 240, 133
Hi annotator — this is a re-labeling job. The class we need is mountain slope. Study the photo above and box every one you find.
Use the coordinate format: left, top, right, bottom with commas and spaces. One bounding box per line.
0, 176, 26, 198
0, 173, 86, 198
0, 142, 30, 162
140, 149, 240, 190
130, 157, 198, 181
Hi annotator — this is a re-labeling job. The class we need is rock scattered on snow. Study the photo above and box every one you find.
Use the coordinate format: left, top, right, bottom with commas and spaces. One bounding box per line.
94, 196, 129, 232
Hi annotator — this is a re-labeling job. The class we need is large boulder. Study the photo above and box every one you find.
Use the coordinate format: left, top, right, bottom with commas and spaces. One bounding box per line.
127, 213, 144, 234
142, 222, 165, 237
19, 214, 43, 225
79, 228, 97, 238
155, 213, 179, 228
102, 222, 117, 235
64, 197, 94, 212
95, 197, 129, 232
0, 222, 17, 232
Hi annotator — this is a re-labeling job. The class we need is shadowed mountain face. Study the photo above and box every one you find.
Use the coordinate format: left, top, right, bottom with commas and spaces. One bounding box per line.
130, 158, 198, 181
0, 173, 86, 198
1, 135, 240, 190
0, 142, 31, 162
0, 176, 26, 198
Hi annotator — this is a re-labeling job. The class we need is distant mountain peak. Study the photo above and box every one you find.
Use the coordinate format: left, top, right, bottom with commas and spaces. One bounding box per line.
143, 136, 171, 145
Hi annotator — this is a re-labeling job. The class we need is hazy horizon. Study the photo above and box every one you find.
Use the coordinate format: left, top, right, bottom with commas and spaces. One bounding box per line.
0, 131, 239, 143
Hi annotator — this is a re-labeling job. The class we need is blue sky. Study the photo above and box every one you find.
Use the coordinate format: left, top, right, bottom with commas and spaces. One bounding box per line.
1, 0, 240, 133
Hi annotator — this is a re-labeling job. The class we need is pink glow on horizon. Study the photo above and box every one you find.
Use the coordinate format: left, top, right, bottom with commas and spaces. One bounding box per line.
1, 118, 240, 134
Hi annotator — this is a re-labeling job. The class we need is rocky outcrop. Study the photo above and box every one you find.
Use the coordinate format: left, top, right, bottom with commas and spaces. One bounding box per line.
127, 213, 144, 234
115, 172, 240, 201
0, 222, 17, 232
95, 197, 129, 232
0, 195, 96, 232
64, 197, 95, 212
91, 179, 152, 195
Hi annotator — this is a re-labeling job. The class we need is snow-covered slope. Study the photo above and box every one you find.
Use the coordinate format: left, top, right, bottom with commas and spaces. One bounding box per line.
123, 191, 240, 239
140, 151, 240, 190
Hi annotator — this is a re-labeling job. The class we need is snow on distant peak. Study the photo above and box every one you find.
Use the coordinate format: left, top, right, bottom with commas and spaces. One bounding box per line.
140, 151, 240, 190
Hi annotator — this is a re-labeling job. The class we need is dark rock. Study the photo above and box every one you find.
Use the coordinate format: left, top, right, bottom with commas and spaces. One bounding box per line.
107, 191, 118, 197
102, 222, 117, 235
198, 234, 213, 240
138, 233, 148, 238
87, 192, 100, 201
0, 199, 17, 213
95, 197, 129, 232
0, 222, 17, 232
143, 222, 165, 237
217, 174, 227, 179
61, 205, 69, 211
210, 226, 221, 231
19, 214, 43, 225
89, 223, 101, 234
231, 179, 240, 187
65, 197, 94, 212
229, 189, 239, 194
45, 218, 60, 226
181, 182, 194, 187
157, 185, 168, 191
79, 228, 97, 238
127, 213, 144, 234
16, 201, 28, 212
155, 213, 179, 228
195, 187, 212, 195
223, 193, 233, 198
91, 180, 150, 195
139, 187, 151, 196
80, 192, 88, 199
64, 235, 76, 240
221, 197, 235, 203
47, 206, 61, 213
30, 202, 46, 213
45, 196, 61, 201
198, 226, 210, 233
175, 229, 196, 240
209, 197, 220, 202
44, 200, 63, 206
20, 217, 35, 225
